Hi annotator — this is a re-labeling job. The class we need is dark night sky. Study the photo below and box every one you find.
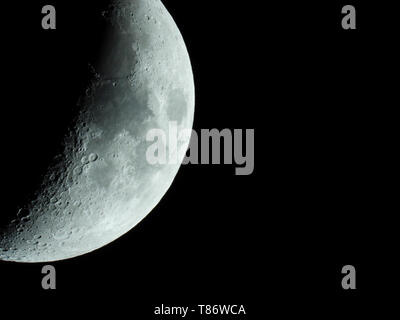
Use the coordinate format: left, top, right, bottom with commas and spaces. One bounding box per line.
0, 0, 398, 317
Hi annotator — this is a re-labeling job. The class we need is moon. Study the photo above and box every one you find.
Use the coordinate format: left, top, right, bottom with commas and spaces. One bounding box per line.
0, 0, 194, 263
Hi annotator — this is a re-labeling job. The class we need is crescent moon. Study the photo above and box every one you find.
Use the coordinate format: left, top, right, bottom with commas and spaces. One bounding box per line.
0, 0, 195, 262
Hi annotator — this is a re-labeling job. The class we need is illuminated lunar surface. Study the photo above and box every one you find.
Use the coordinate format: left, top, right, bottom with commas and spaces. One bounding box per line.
0, 0, 194, 262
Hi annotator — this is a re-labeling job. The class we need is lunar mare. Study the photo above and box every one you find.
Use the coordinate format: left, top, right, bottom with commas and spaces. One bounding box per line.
0, 0, 194, 262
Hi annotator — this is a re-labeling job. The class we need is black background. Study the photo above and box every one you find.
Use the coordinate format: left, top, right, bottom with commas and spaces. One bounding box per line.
0, 0, 398, 318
